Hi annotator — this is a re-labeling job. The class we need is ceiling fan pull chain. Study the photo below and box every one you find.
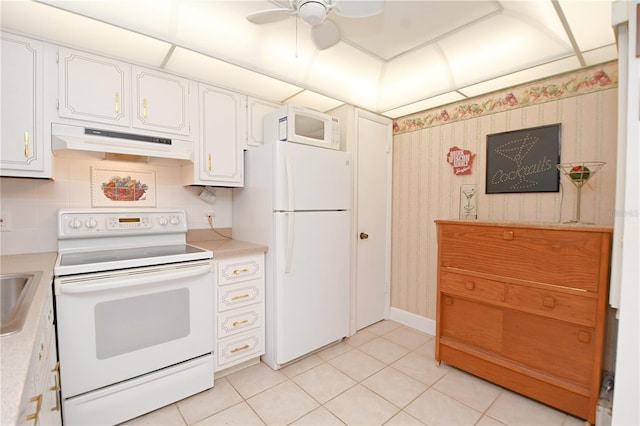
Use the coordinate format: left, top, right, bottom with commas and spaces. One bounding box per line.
295, 16, 299, 59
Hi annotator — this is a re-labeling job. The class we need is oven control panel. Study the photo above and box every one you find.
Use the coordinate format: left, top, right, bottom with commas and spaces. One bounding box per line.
58, 209, 188, 238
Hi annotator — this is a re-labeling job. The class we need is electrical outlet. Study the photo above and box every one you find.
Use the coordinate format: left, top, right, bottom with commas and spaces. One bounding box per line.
0, 211, 11, 231
204, 211, 214, 220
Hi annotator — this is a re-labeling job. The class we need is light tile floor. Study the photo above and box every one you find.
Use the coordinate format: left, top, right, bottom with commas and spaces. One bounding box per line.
121, 320, 586, 426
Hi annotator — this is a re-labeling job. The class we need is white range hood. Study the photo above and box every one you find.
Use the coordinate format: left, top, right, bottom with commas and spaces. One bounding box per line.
51, 123, 193, 161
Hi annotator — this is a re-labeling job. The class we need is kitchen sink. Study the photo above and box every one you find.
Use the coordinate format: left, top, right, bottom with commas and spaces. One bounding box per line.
0, 271, 42, 336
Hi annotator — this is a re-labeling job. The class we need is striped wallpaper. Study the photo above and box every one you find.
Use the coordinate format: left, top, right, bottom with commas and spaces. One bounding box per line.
390, 62, 618, 320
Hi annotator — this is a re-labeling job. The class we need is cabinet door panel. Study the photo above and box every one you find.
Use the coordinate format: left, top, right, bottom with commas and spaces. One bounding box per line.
198, 84, 244, 185
503, 310, 594, 387
1, 33, 44, 174
58, 48, 130, 126
440, 296, 503, 353
247, 97, 280, 147
132, 66, 190, 136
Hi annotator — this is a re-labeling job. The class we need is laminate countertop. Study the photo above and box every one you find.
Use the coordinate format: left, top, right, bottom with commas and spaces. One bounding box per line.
189, 238, 267, 258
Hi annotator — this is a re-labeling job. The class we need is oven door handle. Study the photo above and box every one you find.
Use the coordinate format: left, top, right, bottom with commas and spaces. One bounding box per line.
57, 264, 211, 294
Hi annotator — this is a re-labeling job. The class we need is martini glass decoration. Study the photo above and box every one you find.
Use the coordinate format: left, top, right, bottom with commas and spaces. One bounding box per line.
556, 161, 605, 224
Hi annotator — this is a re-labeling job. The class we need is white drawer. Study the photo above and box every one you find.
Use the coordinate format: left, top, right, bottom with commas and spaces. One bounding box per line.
216, 330, 265, 369
217, 306, 262, 339
217, 254, 264, 286
217, 281, 262, 312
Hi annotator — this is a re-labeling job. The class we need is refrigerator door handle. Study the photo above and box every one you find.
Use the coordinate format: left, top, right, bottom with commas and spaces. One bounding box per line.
284, 144, 295, 212
285, 212, 294, 273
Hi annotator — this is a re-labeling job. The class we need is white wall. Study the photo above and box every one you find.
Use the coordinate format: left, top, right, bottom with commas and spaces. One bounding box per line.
0, 151, 232, 255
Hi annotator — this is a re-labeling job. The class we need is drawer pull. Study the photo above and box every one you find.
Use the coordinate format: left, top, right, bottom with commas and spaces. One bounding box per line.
543, 297, 555, 308
503, 231, 514, 240
578, 331, 592, 343
50, 370, 62, 411
231, 293, 250, 301
465, 281, 475, 290
233, 268, 249, 275
26, 394, 42, 423
230, 344, 250, 353
232, 319, 249, 327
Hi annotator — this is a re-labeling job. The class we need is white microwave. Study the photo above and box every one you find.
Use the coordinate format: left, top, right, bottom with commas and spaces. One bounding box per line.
264, 105, 340, 150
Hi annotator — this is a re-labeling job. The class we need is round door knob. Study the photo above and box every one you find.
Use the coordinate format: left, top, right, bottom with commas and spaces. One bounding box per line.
360, 232, 369, 240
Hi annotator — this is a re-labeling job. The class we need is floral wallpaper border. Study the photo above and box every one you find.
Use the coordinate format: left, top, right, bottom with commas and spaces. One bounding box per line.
392, 61, 618, 135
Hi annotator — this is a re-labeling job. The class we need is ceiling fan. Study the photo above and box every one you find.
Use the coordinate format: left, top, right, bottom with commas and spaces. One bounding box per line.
246, 0, 384, 50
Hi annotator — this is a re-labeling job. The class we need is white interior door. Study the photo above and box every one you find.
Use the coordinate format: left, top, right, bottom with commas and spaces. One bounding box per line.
355, 110, 392, 330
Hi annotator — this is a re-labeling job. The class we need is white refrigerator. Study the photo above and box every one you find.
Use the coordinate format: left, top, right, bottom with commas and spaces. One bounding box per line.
233, 140, 351, 370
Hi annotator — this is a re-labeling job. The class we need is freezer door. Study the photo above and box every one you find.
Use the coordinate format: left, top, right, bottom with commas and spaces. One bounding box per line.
273, 141, 351, 211
274, 211, 350, 365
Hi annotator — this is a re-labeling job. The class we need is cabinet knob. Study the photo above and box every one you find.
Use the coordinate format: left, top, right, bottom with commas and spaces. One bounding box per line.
578, 331, 592, 343
543, 296, 555, 308
465, 281, 475, 290
444, 296, 453, 305
503, 231, 514, 240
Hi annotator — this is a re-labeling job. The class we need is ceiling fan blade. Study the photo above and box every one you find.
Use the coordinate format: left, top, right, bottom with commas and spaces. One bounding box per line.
311, 19, 340, 50
332, 0, 384, 18
246, 8, 294, 25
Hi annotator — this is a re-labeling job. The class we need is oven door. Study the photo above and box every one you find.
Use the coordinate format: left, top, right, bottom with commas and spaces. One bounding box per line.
54, 260, 213, 399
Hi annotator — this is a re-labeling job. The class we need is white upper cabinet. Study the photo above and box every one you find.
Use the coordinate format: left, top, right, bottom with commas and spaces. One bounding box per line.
132, 65, 193, 137
57, 48, 195, 139
58, 47, 130, 127
1, 32, 50, 178
246, 97, 280, 148
182, 83, 245, 186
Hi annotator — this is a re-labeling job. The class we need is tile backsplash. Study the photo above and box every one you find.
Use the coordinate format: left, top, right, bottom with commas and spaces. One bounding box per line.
0, 151, 232, 255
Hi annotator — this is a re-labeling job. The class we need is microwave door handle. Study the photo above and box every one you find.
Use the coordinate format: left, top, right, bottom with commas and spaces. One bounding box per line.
57, 264, 211, 294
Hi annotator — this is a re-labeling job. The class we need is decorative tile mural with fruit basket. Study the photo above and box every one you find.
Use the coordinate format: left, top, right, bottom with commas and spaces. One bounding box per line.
91, 166, 156, 207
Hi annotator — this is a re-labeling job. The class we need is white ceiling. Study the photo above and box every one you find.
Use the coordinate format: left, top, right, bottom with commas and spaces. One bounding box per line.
0, 0, 617, 118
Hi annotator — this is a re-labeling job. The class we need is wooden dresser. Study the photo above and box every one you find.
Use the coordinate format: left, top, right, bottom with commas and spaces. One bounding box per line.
435, 220, 612, 424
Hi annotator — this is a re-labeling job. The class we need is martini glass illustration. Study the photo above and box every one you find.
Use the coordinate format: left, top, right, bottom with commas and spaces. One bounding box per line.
494, 134, 538, 190
462, 187, 476, 212
556, 161, 605, 223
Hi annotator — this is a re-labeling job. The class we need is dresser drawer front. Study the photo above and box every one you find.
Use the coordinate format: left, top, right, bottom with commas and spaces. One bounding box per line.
218, 255, 264, 285
507, 284, 597, 327
217, 306, 262, 339
440, 271, 505, 303
439, 224, 603, 291
217, 282, 262, 312
216, 331, 264, 369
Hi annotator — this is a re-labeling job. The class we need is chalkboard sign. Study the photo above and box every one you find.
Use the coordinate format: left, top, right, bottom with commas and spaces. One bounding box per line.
486, 124, 561, 194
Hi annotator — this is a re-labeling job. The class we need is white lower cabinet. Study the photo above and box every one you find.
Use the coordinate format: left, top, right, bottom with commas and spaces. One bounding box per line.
19, 293, 61, 426
214, 253, 265, 372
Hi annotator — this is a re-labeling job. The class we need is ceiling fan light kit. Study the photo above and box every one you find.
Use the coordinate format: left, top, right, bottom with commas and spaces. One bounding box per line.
299, 0, 328, 26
